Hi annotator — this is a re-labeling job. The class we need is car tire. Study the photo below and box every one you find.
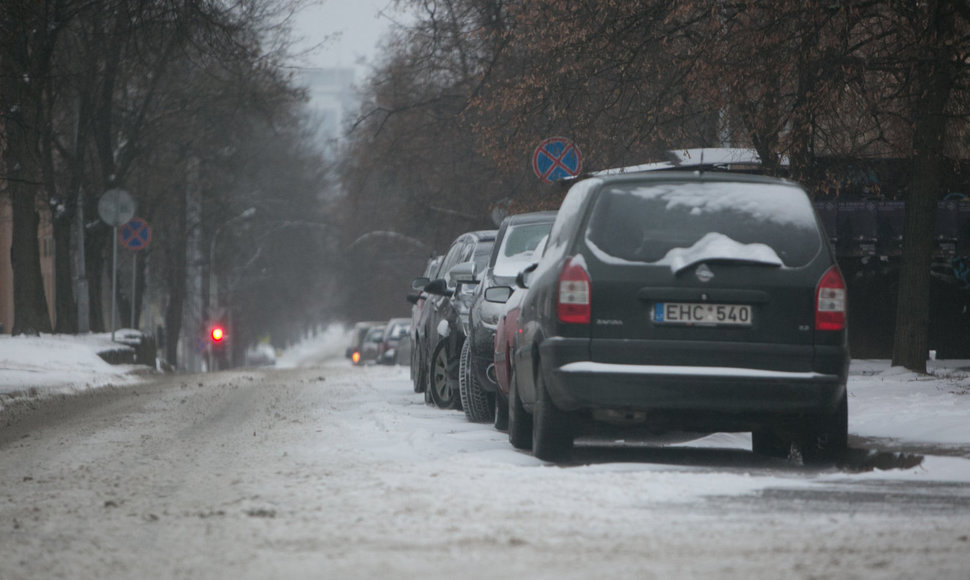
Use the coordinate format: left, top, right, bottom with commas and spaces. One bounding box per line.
428, 340, 459, 409
532, 368, 573, 462
459, 340, 494, 423
799, 392, 848, 464
508, 369, 532, 450
493, 391, 509, 432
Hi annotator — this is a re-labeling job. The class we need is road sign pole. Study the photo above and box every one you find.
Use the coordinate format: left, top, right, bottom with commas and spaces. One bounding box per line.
131, 252, 137, 330
98, 189, 136, 342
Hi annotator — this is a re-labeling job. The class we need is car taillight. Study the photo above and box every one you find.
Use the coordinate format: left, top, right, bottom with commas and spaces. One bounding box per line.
558, 257, 591, 324
815, 266, 846, 331
352, 350, 362, 364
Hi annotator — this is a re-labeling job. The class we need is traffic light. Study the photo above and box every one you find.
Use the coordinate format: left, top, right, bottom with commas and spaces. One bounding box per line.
207, 322, 228, 372
210, 325, 225, 343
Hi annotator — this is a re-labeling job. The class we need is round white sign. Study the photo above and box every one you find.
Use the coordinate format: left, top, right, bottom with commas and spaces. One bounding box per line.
98, 189, 136, 227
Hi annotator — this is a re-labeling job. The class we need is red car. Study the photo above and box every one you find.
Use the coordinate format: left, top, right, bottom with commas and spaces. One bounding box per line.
491, 287, 525, 430
488, 239, 546, 430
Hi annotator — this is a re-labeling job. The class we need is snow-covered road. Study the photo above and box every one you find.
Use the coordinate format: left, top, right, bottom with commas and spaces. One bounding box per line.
1, 352, 969, 579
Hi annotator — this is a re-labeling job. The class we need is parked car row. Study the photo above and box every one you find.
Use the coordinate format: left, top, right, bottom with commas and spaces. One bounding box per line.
407, 170, 850, 465
410, 230, 498, 408
345, 318, 412, 366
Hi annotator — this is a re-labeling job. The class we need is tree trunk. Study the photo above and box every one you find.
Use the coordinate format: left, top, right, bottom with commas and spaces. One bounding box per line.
1, 3, 53, 336
53, 213, 78, 332
891, 8, 955, 372
8, 192, 53, 335
164, 213, 187, 367
86, 225, 108, 332
165, 285, 184, 366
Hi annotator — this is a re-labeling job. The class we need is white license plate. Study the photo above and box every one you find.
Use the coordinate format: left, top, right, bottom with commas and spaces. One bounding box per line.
654, 302, 752, 326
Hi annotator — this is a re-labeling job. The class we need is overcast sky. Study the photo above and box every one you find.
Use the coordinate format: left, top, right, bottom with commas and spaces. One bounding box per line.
290, 0, 400, 72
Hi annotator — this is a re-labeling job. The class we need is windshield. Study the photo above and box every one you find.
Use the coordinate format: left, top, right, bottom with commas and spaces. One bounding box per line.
473, 241, 495, 271
585, 181, 822, 268
493, 222, 554, 279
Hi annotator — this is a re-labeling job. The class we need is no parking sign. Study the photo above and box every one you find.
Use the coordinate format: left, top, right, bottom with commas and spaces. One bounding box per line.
119, 217, 151, 251
532, 137, 582, 183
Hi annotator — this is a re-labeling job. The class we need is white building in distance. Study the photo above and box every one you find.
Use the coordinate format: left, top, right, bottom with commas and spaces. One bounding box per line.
299, 68, 358, 156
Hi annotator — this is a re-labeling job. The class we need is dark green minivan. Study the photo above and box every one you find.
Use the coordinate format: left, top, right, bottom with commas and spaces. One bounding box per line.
508, 172, 849, 463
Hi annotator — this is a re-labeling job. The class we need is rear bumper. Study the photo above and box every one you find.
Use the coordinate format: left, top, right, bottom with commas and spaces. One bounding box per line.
538, 337, 847, 427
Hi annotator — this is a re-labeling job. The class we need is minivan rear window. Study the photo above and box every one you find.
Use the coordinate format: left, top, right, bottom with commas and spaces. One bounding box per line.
585, 181, 823, 268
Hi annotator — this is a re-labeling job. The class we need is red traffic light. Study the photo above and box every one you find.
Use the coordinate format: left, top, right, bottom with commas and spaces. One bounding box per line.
210, 326, 225, 342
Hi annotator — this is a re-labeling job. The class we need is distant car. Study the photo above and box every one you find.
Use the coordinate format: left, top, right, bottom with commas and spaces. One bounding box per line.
509, 171, 849, 463
346, 321, 384, 365
245, 343, 277, 367
461, 212, 556, 423
413, 230, 497, 409
359, 325, 384, 365
378, 318, 411, 365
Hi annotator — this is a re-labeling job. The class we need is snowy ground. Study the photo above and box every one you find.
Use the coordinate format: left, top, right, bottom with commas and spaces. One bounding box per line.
2, 326, 969, 457
1, 328, 970, 578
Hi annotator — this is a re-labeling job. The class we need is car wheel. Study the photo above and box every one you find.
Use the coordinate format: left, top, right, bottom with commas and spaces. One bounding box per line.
428, 340, 459, 409
493, 391, 509, 432
532, 367, 573, 462
799, 392, 848, 465
459, 340, 494, 423
507, 369, 532, 450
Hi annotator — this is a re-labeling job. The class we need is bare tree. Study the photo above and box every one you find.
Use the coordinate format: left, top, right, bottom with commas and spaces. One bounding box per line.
0, 0, 72, 335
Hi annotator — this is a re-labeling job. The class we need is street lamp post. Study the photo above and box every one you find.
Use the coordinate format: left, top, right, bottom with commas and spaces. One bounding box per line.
208, 207, 256, 313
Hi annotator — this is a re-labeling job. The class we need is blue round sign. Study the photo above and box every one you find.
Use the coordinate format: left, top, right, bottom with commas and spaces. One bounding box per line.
119, 217, 151, 251
532, 137, 582, 183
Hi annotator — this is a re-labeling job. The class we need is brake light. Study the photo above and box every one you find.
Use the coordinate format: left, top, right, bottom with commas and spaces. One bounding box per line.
352, 350, 362, 364
815, 266, 846, 331
557, 257, 591, 324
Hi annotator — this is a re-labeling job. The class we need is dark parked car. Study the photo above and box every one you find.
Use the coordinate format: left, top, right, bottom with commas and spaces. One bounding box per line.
408, 256, 443, 389
461, 212, 556, 423
378, 317, 411, 365
508, 171, 849, 463
359, 325, 384, 365
413, 230, 496, 408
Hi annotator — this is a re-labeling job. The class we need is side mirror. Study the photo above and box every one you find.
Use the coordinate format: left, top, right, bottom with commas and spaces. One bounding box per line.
515, 262, 539, 289
424, 278, 453, 297
406, 293, 419, 305
411, 277, 430, 291
484, 286, 513, 304
448, 261, 477, 286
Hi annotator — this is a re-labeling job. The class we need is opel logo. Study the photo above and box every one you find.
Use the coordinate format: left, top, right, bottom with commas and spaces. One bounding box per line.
695, 264, 714, 283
